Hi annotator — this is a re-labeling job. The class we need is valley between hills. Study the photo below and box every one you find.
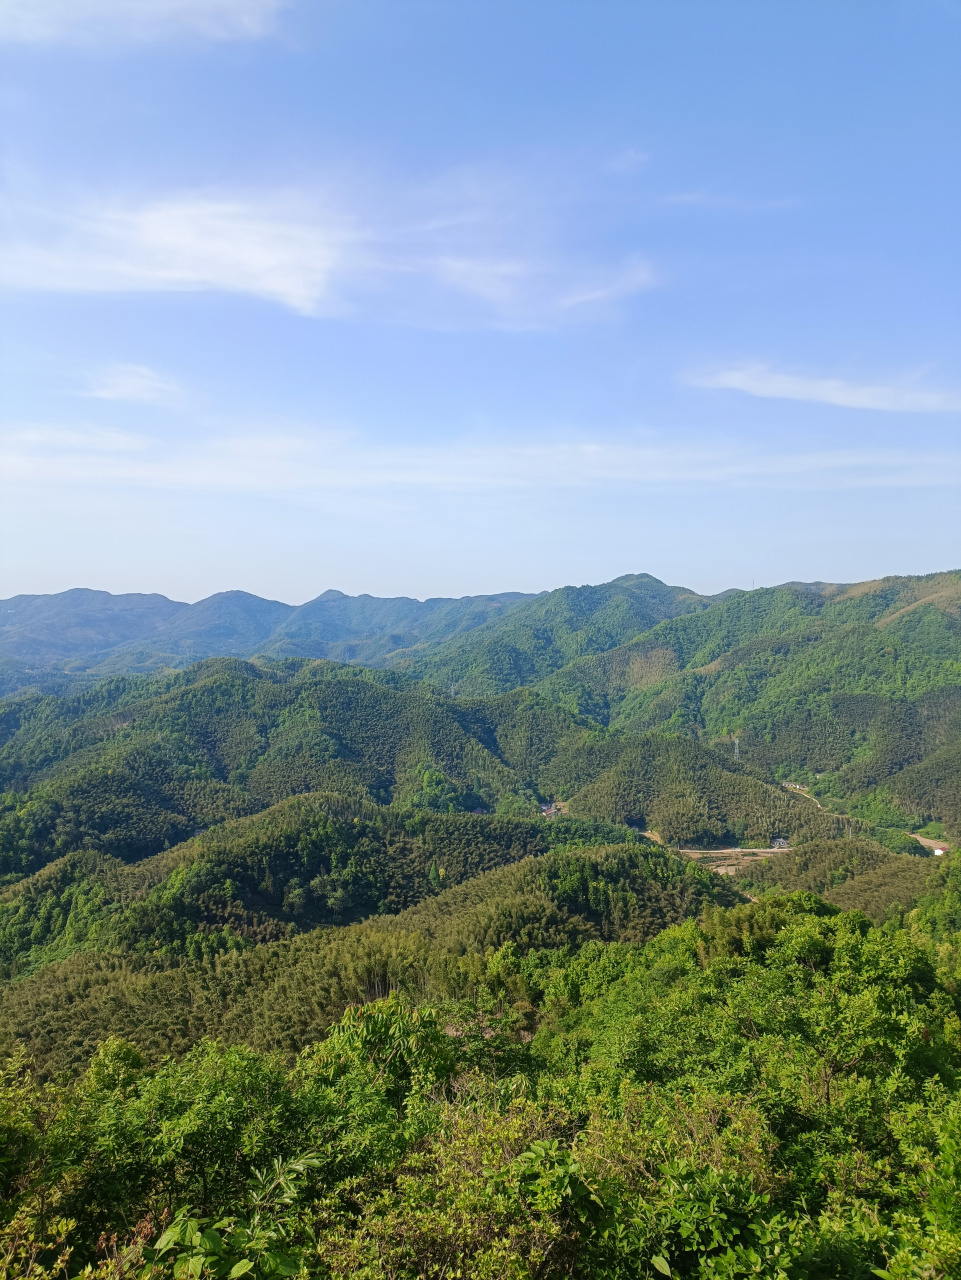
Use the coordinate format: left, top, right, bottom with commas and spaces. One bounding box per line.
2, 569, 961, 1278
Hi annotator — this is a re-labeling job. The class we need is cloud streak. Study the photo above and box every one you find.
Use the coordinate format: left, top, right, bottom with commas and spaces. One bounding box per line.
83, 363, 184, 405
0, 0, 286, 43
0, 177, 656, 326
691, 364, 961, 412
2, 423, 959, 494
1, 196, 353, 315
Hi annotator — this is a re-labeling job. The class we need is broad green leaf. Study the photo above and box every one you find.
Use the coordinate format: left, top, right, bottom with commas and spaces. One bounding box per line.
265, 1250, 300, 1276
156, 1223, 187, 1253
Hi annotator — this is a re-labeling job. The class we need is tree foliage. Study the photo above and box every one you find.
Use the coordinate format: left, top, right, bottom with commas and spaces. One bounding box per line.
3, 891, 961, 1278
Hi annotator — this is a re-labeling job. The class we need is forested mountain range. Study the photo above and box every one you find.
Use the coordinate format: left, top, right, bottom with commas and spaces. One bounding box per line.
2, 570, 957, 870
0, 572, 719, 692
0, 655, 857, 885
533, 571, 961, 838
4, 567, 961, 1279
0, 585, 537, 685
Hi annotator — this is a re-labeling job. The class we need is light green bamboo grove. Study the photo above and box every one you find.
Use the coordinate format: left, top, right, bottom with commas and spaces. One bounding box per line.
4, 884, 961, 1278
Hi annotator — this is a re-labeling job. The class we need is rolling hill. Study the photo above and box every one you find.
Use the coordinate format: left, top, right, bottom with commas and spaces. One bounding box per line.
0, 826, 741, 1076
733, 836, 940, 922
0, 653, 859, 886
0, 790, 644, 981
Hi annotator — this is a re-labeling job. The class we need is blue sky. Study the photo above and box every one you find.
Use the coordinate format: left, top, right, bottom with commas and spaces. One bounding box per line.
1, 0, 959, 603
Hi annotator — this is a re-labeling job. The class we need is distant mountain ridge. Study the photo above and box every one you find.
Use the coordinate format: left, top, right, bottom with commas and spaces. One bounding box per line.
0, 585, 538, 685
0, 573, 719, 692
4, 572, 959, 732
0, 589, 189, 665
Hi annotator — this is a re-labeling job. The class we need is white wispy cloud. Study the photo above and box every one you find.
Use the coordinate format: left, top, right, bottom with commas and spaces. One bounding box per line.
0, 184, 656, 325
557, 257, 655, 307
2, 424, 958, 493
425, 253, 655, 317
5, 425, 149, 453
690, 364, 961, 413
83, 363, 183, 405
0, 0, 285, 43
1, 196, 353, 315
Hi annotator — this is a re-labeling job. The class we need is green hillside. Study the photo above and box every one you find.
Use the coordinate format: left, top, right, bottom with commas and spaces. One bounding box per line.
536, 572, 961, 724
0, 658, 542, 878
0, 791, 642, 980
5, 870, 961, 1278
0, 653, 873, 888
565, 733, 848, 846
734, 836, 939, 922
395, 573, 716, 694
534, 572, 961, 836
0, 836, 738, 1077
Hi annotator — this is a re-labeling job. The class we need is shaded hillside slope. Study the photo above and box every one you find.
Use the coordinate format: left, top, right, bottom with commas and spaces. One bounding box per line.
0, 791, 642, 980
881, 736, 961, 840
565, 733, 849, 846
0, 836, 740, 1077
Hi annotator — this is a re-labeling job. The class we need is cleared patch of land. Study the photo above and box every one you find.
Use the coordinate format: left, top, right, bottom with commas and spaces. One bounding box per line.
682, 849, 777, 875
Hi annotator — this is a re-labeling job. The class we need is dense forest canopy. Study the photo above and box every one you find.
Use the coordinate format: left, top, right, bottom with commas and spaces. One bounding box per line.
2, 569, 961, 1278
